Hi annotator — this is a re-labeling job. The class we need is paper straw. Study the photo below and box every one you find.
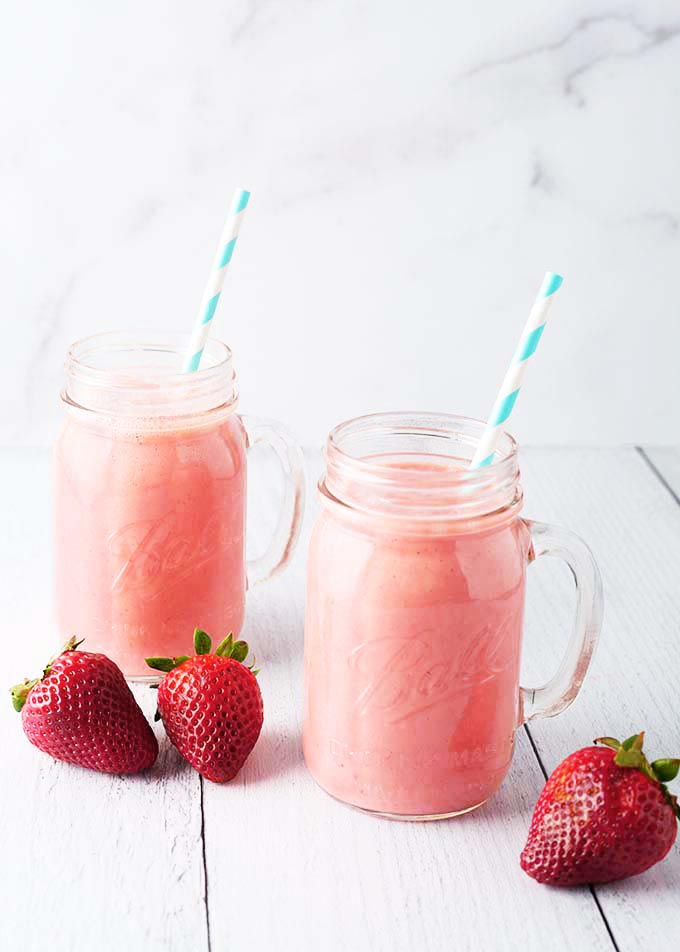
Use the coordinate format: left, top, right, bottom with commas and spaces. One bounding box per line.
470, 272, 563, 468
182, 188, 251, 372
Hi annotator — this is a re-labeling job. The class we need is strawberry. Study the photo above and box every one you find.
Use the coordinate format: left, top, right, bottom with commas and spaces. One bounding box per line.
146, 628, 263, 783
521, 732, 679, 885
11, 637, 158, 773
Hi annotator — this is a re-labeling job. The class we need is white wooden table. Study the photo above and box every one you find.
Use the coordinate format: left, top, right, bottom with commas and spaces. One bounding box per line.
2, 447, 679, 952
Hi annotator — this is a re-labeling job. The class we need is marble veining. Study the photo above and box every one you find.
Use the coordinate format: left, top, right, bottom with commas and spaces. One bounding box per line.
1, 0, 678, 447
457, 13, 680, 107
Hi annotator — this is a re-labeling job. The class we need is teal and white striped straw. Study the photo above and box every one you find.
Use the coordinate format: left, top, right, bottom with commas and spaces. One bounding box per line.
182, 188, 251, 373
470, 271, 563, 468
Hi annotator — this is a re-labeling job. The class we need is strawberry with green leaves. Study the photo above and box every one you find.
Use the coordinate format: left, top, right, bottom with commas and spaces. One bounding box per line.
521, 731, 679, 885
11, 638, 158, 774
146, 628, 263, 783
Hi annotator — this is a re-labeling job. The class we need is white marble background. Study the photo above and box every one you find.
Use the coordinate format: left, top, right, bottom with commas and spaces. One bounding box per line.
1, 0, 679, 447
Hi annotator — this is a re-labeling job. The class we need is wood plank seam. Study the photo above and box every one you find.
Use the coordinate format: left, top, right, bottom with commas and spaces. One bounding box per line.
200, 776, 213, 952
635, 447, 680, 508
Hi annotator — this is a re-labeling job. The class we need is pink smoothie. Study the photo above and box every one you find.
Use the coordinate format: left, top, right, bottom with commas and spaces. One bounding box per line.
55, 411, 247, 676
303, 456, 530, 817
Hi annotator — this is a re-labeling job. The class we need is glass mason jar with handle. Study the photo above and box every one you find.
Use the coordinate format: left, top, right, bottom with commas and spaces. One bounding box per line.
55, 332, 305, 677
303, 412, 603, 819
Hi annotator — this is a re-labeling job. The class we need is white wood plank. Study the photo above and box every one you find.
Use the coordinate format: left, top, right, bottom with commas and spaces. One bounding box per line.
9, 446, 676, 951
203, 452, 612, 952
0, 450, 208, 952
517, 448, 680, 949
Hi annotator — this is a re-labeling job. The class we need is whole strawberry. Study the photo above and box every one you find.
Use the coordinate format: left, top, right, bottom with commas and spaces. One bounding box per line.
11, 637, 158, 773
521, 732, 679, 885
146, 628, 263, 783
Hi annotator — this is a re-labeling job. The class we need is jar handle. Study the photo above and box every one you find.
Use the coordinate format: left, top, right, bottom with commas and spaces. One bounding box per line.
519, 519, 604, 723
240, 415, 306, 588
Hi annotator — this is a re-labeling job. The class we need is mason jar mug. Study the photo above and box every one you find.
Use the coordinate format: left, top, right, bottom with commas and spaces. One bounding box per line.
303, 412, 603, 819
55, 332, 305, 677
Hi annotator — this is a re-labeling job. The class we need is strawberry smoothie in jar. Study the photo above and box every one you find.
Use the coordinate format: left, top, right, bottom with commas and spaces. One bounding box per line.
303, 412, 603, 819
55, 332, 305, 677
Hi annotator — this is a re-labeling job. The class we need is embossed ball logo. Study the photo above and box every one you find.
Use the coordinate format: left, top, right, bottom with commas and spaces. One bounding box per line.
348, 617, 519, 724
108, 511, 224, 597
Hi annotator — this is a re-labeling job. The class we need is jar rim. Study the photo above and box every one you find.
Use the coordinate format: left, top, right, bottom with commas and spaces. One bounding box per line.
67, 330, 233, 384
63, 330, 237, 420
322, 411, 521, 526
327, 410, 518, 478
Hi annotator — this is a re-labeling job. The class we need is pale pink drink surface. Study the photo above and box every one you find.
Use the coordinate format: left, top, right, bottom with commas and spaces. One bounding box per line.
55, 411, 247, 676
303, 455, 530, 816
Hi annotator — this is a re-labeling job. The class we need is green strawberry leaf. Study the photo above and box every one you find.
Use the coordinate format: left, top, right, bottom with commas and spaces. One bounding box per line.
62, 636, 85, 653
215, 634, 234, 657
231, 640, 249, 663
9, 678, 39, 713
145, 656, 189, 672
622, 733, 644, 751
194, 629, 212, 655
614, 748, 646, 770
146, 657, 177, 672
652, 759, 680, 783
214, 635, 250, 664
10, 637, 88, 712
596, 732, 678, 806
595, 737, 621, 751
